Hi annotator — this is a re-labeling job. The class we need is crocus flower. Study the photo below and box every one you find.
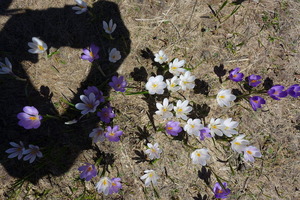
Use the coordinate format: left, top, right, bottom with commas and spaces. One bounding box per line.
81, 44, 100, 62
221, 118, 239, 137
84, 86, 105, 102
247, 74, 262, 87
155, 98, 173, 119
243, 146, 262, 162
145, 75, 167, 95
109, 75, 127, 92
184, 118, 203, 136
105, 125, 123, 142
229, 67, 244, 82
23, 145, 43, 163
78, 163, 97, 181
287, 84, 300, 98
5, 141, 25, 160
89, 127, 106, 143
0, 57, 13, 75
199, 128, 212, 141
103, 19, 117, 34
179, 71, 196, 90
140, 170, 159, 187
28, 37, 47, 54
72, 0, 88, 14
165, 121, 182, 136
190, 148, 210, 166
144, 143, 162, 160
109, 178, 122, 194
109, 48, 121, 63
97, 106, 115, 123
95, 177, 112, 195
208, 118, 225, 137
17, 106, 42, 129
166, 76, 181, 92
249, 96, 266, 111
154, 50, 168, 64
216, 89, 236, 107
230, 134, 249, 153
213, 182, 231, 199
75, 93, 100, 115
169, 58, 186, 76
174, 100, 192, 120
267, 85, 288, 100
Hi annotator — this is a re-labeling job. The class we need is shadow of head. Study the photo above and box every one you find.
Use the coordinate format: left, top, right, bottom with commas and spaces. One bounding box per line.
0, 0, 131, 184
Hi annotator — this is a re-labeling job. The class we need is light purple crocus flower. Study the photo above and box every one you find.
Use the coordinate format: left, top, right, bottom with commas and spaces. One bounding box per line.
17, 106, 42, 129
243, 146, 262, 162
84, 86, 105, 102
199, 128, 212, 141
228, 68, 244, 82
78, 163, 98, 181
287, 84, 300, 98
23, 145, 43, 163
109, 76, 127, 92
109, 177, 122, 194
267, 85, 288, 100
5, 141, 25, 160
165, 121, 182, 136
213, 182, 231, 199
81, 44, 100, 62
75, 93, 100, 115
105, 125, 123, 142
97, 106, 115, 123
248, 74, 262, 87
249, 96, 266, 111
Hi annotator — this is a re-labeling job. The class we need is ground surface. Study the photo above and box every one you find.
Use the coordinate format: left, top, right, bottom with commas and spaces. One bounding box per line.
0, 0, 299, 199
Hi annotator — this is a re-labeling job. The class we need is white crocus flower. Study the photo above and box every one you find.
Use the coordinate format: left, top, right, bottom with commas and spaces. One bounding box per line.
140, 170, 159, 187
144, 143, 162, 160
145, 75, 167, 95
190, 148, 210, 166
169, 58, 186, 76
216, 89, 236, 107
23, 145, 43, 163
154, 50, 168, 64
155, 98, 173, 119
95, 177, 112, 195
179, 71, 195, 90
231, 135, 249, 153
89, 127, 106, 143
103, 19, 117, 34
72, 0, 88, 14
75, 93, 100, 115
208, 118, 225, 137
109, 48, 121, 63
184, 118, 203, 136
221, 118, 239, 137
0, 57, 13, 74
174, 100, 192, 120
28, 37, 48, 54
243, 146, 262, 162
166, 76, 181, 92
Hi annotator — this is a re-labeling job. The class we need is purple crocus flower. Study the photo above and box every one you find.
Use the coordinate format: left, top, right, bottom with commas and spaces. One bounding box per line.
165, 121, 182, 136
109, 76, 127, 92
81, 44, 100, 62
97, 106, 115, 123
287, 84, 300, 98
109, 177, 122, 194
78, 163, 98, 181
213, 182, 231, 199
84, 86, 105, 102
249, 96, 266, 111
17, 106, 42, 129
267, 85, 288, 100
248, 74, 262, 87
199, 127, 212, 141
228, 68, 244, 82
23, 145, 43, 163
105, 125, 123, 142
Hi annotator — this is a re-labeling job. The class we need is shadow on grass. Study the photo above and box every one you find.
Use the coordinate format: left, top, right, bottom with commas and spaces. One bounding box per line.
193, 193, 208, 200
0, 0, 131, 185
198, 166, 211, 186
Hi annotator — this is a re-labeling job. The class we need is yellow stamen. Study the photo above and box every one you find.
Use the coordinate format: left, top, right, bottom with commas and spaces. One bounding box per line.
103, 180, 107, 185
112, 182, 117, 186
109, 132, 115, 136
219, 95, 225, 99
152, 84, 158, 88
29, 116, 37, 120
89, 51, 94, 58
246, 150, 252, 155
196, 153, 201, 157
149, 173, 153, 177
234, 142, 241, 145
38, 45, 44, 51
167, 127, 173, 130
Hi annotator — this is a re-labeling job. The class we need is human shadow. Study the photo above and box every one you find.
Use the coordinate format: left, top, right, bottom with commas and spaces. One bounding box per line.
0, 0, 131, 183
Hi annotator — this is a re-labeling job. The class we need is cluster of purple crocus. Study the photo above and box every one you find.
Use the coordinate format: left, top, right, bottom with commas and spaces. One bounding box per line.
229, 68, 299, 111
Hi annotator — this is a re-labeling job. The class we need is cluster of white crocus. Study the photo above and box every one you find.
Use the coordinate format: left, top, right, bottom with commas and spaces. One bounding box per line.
155, 98, 192, 121
208, 118, 239, 137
